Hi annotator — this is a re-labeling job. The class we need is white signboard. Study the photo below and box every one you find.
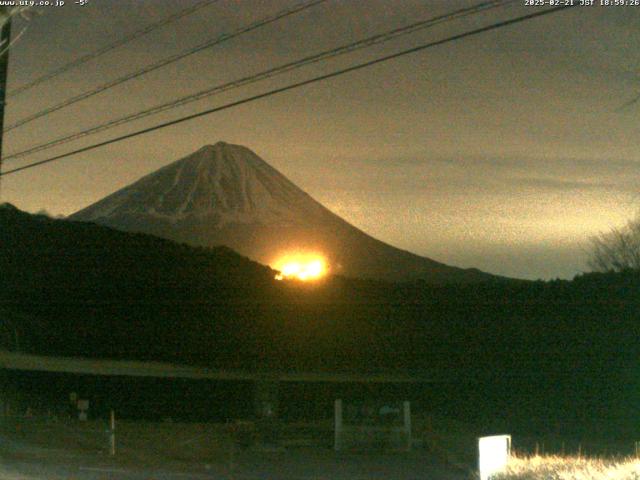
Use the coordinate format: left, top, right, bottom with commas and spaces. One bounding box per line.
478, 434, 511, 480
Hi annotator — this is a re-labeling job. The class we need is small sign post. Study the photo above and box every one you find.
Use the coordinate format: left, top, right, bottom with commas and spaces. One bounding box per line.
403, 401, 411, 451
334, 399, 343, 451
109, 409, 116, 456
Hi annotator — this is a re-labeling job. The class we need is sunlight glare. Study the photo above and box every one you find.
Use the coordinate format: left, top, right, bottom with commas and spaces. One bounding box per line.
273, 253, 327, 281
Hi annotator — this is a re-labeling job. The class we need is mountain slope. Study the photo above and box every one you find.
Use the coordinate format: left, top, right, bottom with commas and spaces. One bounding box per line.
70, 142, 494, 283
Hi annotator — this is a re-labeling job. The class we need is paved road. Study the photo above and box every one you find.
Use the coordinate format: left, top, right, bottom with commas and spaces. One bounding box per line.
1, 448, 473, 480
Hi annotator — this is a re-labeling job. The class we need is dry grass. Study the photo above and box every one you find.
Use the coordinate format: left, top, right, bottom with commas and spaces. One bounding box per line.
495, 453, 640, 480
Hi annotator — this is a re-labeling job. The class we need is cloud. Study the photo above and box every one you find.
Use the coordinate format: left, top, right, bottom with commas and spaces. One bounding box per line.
507, 177, 617, 192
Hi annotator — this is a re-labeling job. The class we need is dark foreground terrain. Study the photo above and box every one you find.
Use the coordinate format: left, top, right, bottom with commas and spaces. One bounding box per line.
2, 452, 468, 480
0, 433, 468, 480
2, 204, 640, 442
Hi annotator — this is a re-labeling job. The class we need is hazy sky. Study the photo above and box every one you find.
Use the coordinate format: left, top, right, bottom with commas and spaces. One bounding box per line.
2, 0, 640, 280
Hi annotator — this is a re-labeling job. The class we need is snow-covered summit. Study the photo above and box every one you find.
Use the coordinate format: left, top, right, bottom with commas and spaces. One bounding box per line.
71, 142, 326, 227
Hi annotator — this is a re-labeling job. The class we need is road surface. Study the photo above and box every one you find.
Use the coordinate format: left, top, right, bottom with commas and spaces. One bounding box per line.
1, 447, 472, 479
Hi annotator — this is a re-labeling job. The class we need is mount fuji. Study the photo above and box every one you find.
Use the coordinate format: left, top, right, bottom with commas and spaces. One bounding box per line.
70, 142, 494, 283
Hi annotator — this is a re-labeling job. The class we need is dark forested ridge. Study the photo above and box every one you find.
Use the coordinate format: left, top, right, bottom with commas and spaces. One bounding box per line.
2, 204, 640, 436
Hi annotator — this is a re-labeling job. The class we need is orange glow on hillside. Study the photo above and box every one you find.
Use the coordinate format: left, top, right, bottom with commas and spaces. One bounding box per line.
273, 253, 327, 281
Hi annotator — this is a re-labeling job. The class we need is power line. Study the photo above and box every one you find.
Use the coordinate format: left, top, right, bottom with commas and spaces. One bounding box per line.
7, 0, 219, 98
3, 0, 327, 132
3, 0, 517, 162
0, 5, 575, 178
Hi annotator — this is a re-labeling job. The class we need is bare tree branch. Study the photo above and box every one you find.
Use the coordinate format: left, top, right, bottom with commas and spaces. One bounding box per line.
588, 213, 640, 272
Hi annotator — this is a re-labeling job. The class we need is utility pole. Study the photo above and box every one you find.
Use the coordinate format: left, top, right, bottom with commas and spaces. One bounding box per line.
0, 6, 11, 198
